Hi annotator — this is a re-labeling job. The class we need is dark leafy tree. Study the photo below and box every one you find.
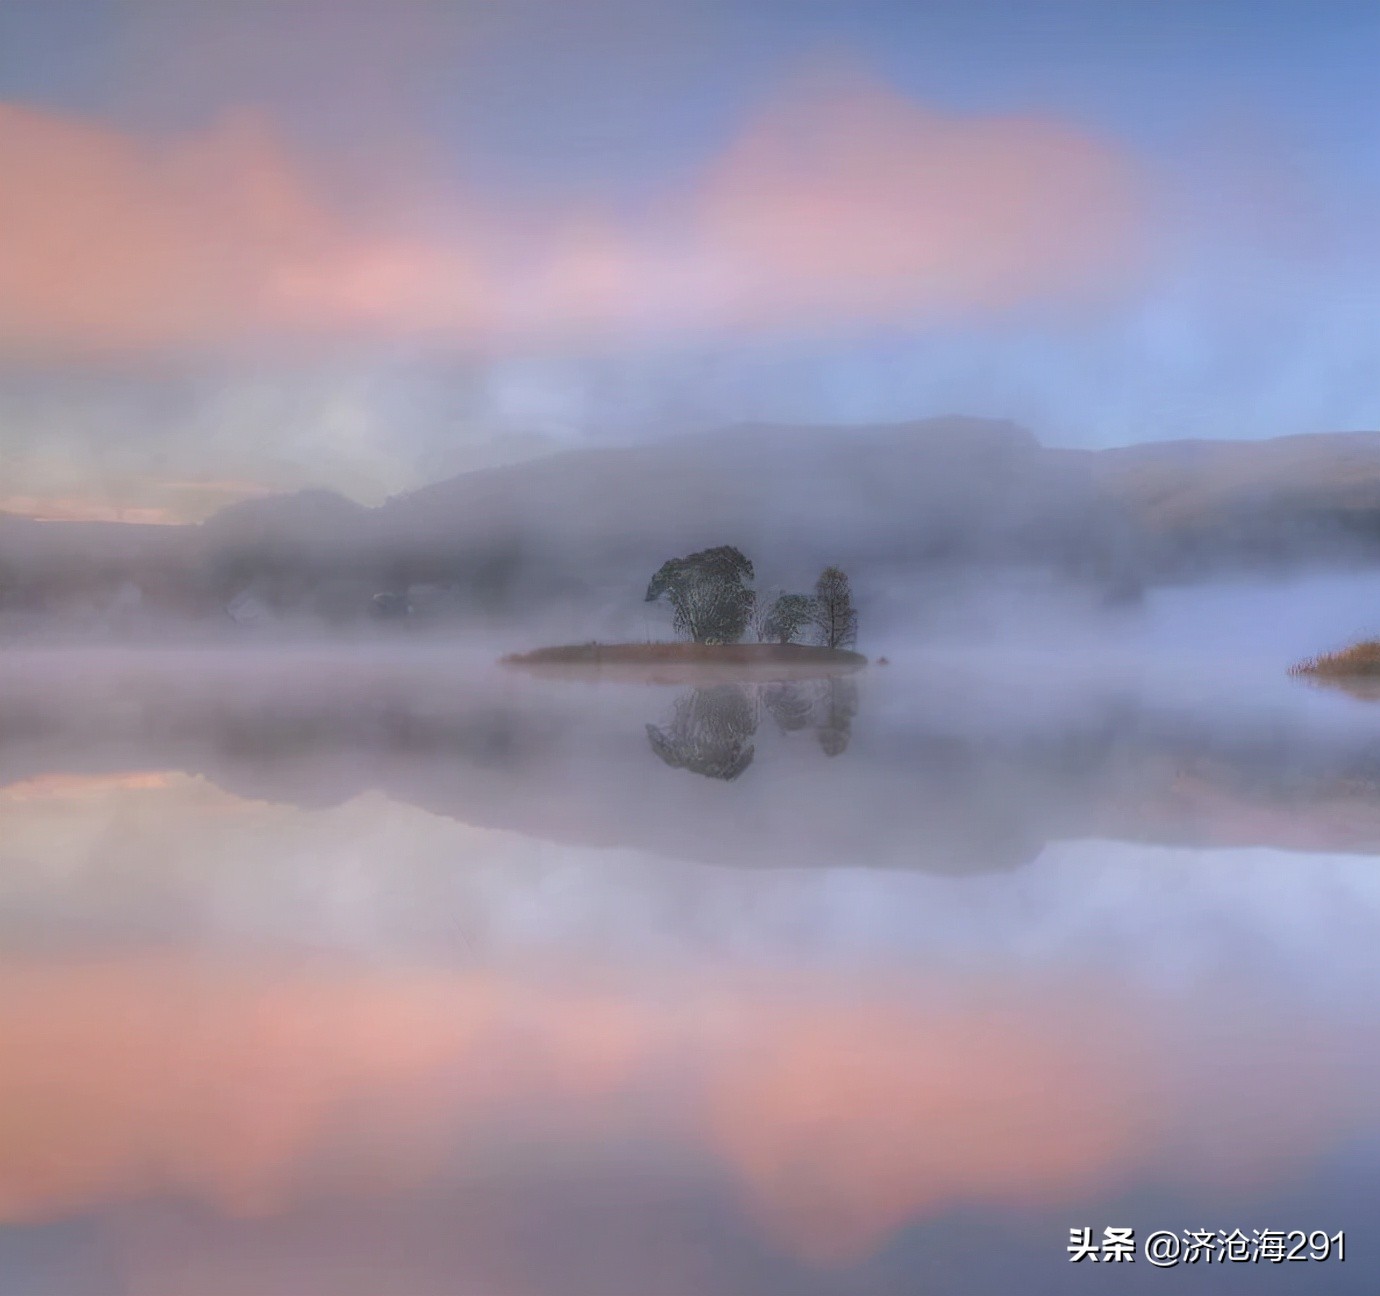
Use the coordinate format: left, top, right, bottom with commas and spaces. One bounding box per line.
645, 546, 755, 643
812, 565, 858, 649
760, 592, 816, 644
747, 588, 776, 642
646, 685, 757, 780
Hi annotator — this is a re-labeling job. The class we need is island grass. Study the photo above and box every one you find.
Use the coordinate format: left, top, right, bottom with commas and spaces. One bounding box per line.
501, 641, 867, 683
504, 641, 866, 667
1289, 640, 1380, 679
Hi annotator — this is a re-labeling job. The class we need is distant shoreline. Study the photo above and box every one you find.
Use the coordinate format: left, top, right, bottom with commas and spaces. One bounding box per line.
502, 641, 867, 683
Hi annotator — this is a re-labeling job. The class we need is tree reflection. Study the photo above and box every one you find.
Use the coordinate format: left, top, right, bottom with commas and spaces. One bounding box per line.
646, 685, 758, 780
761, 683, 814, 733
816, 678, 858, 758
647, 678, 859, 779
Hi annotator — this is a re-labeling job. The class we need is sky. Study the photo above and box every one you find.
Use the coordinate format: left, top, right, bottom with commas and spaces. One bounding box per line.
1, 0, 1378, 521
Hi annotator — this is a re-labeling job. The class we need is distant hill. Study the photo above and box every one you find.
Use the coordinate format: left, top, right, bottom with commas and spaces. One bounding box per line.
1085, 431, 1380, 572
4, 417, 1380, 626
366, 415, 1123, 591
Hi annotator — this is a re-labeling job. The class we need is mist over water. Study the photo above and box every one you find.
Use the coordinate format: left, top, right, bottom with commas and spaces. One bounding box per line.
0, 574, 1377, 1293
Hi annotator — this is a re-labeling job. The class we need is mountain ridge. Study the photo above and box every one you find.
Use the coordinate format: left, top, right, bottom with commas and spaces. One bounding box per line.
4, 417, 1380, 625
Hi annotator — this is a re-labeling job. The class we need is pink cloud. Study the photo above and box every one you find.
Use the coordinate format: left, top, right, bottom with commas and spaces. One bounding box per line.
0, 495, 180, 524
0, 102, 512, 356
0, 75, 1146, 358
696, 74, 1147, 326
0, 479, 281, 524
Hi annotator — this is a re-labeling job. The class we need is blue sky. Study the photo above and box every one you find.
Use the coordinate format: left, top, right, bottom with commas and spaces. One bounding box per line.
1, 0, 1377, 517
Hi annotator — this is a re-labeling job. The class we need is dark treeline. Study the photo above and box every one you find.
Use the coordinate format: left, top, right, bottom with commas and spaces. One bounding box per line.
645, 545, 859, 648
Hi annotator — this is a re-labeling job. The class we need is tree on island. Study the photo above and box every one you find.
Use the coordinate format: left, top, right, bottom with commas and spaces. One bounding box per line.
812, 566, 858, 650
645, 546, 755, 643
758, 592, 816, 645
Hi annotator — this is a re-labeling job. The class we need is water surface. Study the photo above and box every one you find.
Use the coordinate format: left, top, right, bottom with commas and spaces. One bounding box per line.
1, 588, 1379, 1294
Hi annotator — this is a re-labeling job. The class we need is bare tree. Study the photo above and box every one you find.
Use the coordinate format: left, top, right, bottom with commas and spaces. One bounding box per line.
812, 566, 858, 649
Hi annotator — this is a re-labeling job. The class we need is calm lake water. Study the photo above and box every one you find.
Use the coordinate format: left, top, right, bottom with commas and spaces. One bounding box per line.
2, 582, 1380, 1294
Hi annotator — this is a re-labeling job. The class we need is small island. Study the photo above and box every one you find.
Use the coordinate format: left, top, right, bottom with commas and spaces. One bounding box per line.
504, 546, 867, 683
504, 641, 866, 684
1289, 640, 1380, 697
